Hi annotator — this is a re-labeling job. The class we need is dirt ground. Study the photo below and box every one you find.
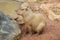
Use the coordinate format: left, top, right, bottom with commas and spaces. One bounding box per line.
0, 0, 60, 40
20, 18, 60, 40
18, 0, 60, 40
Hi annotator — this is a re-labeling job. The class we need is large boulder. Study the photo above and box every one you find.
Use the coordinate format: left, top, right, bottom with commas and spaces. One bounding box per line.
0, 11, 21, 40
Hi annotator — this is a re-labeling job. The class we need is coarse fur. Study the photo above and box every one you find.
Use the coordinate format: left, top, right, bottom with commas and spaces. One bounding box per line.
19, 10, 46, 35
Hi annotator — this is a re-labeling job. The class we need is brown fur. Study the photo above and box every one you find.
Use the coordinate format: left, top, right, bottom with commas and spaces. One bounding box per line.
22, 12, 46, 34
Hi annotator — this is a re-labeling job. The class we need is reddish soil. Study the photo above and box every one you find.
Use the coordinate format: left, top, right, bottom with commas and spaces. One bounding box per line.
20, 18, 60, 40
19, 1, 60, 40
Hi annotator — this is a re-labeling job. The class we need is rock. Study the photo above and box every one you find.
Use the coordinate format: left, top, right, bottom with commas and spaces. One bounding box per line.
0, 11, 21, 40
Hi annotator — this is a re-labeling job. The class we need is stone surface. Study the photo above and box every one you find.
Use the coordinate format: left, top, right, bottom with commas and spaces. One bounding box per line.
0, 11, 21, 40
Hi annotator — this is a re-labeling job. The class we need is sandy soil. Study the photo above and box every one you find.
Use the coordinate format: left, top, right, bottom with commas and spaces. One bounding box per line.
0, 0, 60, 40
20, 18, 60, 40
19, 0, 60, 40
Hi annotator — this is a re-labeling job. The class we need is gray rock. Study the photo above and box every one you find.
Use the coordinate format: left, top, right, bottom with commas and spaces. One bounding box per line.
0, 11, 21, 40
